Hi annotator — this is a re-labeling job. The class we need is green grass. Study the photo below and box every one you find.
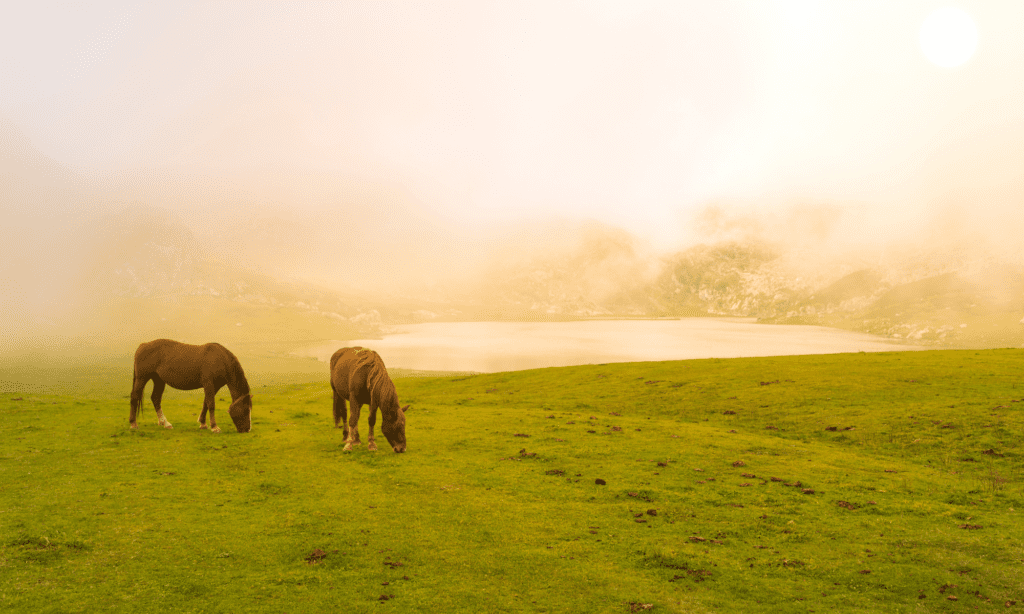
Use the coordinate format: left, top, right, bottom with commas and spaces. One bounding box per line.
3, 349, 1024, 612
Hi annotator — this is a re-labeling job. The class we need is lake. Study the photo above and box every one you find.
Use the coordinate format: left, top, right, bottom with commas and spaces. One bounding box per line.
291, 318, 920, 373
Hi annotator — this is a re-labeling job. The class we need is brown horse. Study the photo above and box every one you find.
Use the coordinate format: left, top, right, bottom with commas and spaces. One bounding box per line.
130, 339, 252, 433
330, 347, 408, 452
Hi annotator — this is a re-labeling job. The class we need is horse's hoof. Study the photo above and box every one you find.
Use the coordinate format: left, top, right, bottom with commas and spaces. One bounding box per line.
198, 423, 208, 429
129, 423, 138, 430
368, 442, 377, 452
211, 426, 221, 433
342, 443, 353, 452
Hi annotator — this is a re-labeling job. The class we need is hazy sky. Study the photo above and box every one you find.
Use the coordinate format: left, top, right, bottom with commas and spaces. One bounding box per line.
3, 1, 1024, 249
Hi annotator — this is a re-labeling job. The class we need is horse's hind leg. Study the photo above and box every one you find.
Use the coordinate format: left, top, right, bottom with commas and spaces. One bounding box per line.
198, 388, 210, 429
332, 388, 349, 440
367, 405, 378, 452
151, 376, 173, 429
343, 394, 362, 451
129, 374, 148, 429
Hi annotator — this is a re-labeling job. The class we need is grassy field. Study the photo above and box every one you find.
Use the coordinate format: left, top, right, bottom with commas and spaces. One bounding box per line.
2, 349, 1024, 613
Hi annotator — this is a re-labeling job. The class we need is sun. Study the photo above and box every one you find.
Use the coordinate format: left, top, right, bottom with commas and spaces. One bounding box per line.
919, 7, 978, 68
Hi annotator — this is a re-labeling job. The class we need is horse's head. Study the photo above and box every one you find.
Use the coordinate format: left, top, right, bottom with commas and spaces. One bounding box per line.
228, 394, 252, 433
381, 404, 409, 453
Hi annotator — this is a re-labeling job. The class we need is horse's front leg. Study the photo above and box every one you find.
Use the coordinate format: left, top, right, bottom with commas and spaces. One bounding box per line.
367, 404, 378, 452
202, 388, 221, 433
151, 377, 172, 429
343, 394, 362, 451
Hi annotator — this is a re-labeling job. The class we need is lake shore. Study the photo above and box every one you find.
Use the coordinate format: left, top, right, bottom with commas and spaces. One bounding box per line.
290, 318, 921, 373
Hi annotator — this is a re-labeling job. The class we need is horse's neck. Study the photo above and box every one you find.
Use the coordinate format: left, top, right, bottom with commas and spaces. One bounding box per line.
369, 366, 396, 408
376, 383, 400, 416
225, 369, 250, 400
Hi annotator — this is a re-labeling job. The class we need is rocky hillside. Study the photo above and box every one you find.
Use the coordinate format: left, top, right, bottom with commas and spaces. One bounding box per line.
475, 227, 1024, 348
32, 204, 1024, 352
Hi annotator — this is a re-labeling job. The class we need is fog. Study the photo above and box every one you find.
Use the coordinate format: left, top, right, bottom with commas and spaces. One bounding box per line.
3, 1, 1024, 350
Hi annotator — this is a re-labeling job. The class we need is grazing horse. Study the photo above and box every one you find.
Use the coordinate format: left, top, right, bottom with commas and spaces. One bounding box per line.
130, 339, 252, 433
330, 347, 408, 452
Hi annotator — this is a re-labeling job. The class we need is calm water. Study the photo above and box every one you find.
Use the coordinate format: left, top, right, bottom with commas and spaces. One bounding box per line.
291, 318, 919, 373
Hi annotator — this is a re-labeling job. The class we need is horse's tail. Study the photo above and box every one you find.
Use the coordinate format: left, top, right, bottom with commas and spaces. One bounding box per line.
130, 344, 148, 417
130, 358, 143, 416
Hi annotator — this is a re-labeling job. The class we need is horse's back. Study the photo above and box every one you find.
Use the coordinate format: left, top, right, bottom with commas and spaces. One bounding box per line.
330, 346, 358, 373
133, 339, 227, 390
135, 339, 185, 369
330, 347, 374, 396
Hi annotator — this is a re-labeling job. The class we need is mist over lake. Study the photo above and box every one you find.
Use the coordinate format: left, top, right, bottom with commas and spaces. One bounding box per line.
292, 318, 919, 373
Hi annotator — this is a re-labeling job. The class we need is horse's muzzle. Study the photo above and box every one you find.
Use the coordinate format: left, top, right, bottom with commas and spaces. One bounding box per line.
231, 415, 251, 433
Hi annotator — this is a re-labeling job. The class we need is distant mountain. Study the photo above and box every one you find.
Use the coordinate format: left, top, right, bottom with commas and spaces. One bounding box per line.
6, 112, 1021, 352
474, 224, 1024, 348
479, 224, 661, 317
20, 201, 1023, 351
83, 207, 201, 298
76, 206, 388, 337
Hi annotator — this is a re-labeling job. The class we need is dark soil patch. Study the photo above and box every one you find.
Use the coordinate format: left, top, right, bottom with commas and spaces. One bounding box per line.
305, 549, 327, 564
670, 568, 712, 583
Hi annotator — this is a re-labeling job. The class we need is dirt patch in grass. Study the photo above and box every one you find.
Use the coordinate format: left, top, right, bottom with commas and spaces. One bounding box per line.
305, 548, 327, 564
8, 535, 90, 564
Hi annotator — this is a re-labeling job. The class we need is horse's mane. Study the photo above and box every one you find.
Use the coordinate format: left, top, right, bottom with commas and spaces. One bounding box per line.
356, 350, 398, 413
211, 343, 250, 396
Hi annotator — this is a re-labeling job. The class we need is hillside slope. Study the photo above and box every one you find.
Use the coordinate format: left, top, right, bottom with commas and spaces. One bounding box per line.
3, 349, 1024, 612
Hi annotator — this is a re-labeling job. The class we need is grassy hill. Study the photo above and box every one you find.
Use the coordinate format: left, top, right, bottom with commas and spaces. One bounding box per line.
2, 349, 1024, 612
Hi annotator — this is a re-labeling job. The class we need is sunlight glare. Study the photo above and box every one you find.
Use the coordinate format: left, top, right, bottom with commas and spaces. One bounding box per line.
919, 7, 978, 68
